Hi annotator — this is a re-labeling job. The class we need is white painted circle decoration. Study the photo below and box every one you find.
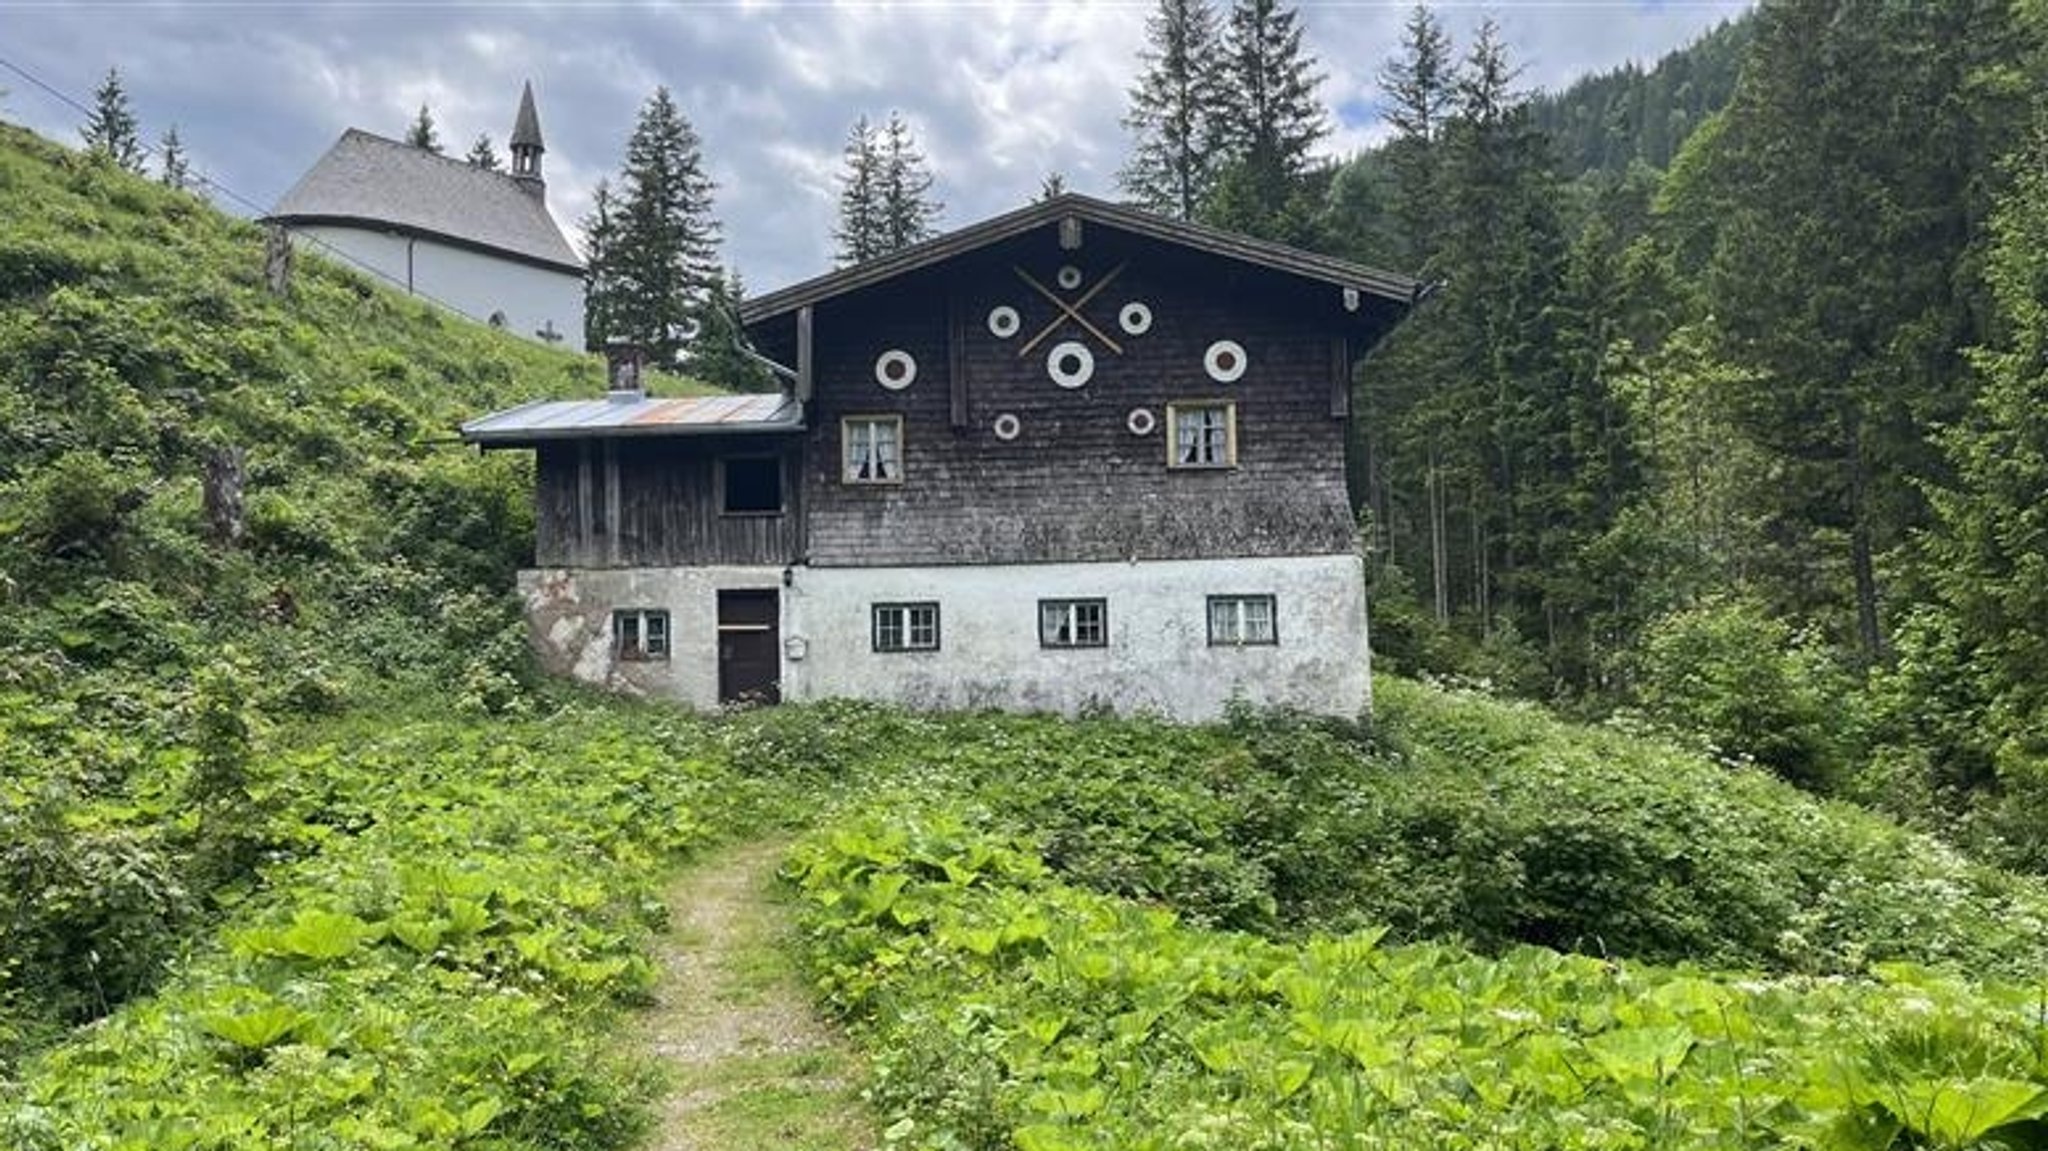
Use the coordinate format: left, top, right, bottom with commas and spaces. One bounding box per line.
1046, 341, 1094, 389
992, 412, 1022, 441
1056, 265, 1084, 290
1127, 407, 1157, 436
1119, 302, 1153, 336
987, 306, 1021, 339
875, 349, 917, 390
1204, 339, 1248, 383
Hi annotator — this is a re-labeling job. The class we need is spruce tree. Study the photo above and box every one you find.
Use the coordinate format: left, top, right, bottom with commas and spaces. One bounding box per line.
1378, 3, 1456, 266
1118, 0, 1227, 219
607, 86, 723, 368
580, 178, 620, 352
833, 116, 883, 266
158, 125, 190, 190
1204, 0, 1328, 238
465, 133, 501, 171
405, 104, 442, 153
81, 68, 144, 174
1684, 0, 2023, 658
878, 112, 942, 253
689, 271, 776, 392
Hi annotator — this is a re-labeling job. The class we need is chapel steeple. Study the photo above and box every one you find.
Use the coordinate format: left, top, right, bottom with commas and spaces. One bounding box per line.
509, 80, 545, 195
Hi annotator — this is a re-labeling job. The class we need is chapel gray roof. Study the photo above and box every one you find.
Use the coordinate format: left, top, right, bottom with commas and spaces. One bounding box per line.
511, 82, 544, 151
268, 128, 581, 273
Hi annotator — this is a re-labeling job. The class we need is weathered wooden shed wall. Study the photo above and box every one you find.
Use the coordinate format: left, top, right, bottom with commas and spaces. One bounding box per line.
534, 437, 802, 568
793, 227, 1384, 568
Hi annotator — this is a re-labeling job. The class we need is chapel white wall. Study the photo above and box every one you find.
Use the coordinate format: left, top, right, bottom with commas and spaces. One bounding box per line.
294, 225, 584, 345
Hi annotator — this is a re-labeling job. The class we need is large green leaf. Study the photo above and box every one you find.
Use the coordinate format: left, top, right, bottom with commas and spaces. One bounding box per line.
201, 1002, 305, 1050
1890, 1078, 2048, 1147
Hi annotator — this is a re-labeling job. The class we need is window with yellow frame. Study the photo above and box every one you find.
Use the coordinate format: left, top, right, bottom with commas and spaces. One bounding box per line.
1166, 401, 1237, 469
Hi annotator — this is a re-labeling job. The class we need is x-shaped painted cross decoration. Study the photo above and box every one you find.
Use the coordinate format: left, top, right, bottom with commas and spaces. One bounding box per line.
1013, 262, 1129, 358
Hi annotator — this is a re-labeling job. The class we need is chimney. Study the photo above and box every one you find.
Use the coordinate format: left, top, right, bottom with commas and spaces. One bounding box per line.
605, 338, 648, 400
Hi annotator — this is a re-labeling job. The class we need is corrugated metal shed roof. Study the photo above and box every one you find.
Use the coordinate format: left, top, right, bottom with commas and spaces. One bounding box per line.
461, 392, 803, 445
269, 129, 582, 273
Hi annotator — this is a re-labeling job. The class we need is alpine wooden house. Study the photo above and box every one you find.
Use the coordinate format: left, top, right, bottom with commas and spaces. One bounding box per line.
461, 194, 1422, 719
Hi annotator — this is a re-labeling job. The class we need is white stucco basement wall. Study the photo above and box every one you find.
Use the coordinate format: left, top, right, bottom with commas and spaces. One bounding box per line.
292, 225, 584, 345
518, 555, 1370, 721
517, 566, 784, 703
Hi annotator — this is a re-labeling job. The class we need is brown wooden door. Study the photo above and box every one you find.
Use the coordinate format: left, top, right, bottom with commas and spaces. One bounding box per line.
717, 589, 780, 705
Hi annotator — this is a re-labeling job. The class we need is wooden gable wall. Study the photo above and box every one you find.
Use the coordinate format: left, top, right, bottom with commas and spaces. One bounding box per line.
796, 226, 1384, 568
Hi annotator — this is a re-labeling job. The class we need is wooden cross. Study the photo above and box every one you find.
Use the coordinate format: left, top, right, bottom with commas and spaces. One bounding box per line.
1014, 262, 1128, 358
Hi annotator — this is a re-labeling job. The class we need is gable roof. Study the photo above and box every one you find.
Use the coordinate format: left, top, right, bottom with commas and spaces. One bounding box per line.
268, 129, 582, 274
739, 192, 1425, 325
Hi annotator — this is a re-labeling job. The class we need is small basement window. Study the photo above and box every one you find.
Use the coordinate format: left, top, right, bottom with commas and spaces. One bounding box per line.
721, 456, 783, 514
614, 608, 671, 661
843, 415, 904, 484
1168, 401, 1237, 469
1040, 598, 1107, 648
872, 602, 940, 652
1207, 595, 1276, 646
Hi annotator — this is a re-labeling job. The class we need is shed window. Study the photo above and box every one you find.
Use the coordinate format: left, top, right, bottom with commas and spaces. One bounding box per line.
873, 602, 939, 652
1207, 595, 1276, 646
614, 608, 671, 661
722, 456, 783, 514
1040, 599, 1107, 648
1168, 401, 1237, 468
843, 415, 903, 484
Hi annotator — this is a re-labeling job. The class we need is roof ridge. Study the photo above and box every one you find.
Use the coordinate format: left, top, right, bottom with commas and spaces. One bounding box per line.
340, 126, 529, 185
739, 193, 1424, 324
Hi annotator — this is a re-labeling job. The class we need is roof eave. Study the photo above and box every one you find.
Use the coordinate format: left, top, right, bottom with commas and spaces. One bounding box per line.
738, 193, 1422, 325
460, 416, 807, 447
264, 212, 585, 276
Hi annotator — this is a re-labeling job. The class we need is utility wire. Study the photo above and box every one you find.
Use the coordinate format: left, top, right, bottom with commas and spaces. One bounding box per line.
0, 51, 541, 334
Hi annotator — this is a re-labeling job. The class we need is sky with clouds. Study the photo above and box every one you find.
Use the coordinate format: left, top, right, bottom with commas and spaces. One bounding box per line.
2, 1, 1747, 291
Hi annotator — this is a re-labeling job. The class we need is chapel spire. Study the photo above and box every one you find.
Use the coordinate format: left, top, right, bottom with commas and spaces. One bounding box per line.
509, 80, 545, 194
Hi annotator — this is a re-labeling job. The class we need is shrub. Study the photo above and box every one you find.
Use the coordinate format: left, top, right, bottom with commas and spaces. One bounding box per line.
1634, 594, 1848, 788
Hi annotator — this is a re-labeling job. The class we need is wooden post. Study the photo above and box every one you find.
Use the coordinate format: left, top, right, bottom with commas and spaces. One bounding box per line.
263, 225, 294, 297
795, 306, 814, 405
948, 294, 968, 429
1328, 337, 1350, 418
203, 446, 246, 548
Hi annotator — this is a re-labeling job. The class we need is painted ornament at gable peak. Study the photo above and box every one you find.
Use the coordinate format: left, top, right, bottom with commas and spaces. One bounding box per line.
1002, 261, 1145, 387
875, 349, 917, 390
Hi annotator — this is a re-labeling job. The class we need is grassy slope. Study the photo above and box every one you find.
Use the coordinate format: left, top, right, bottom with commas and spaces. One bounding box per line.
0, 121, 710, 1059
0, 119, 712, 707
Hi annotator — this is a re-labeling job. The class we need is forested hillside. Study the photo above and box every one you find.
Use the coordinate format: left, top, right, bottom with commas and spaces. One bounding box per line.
1530, 16, 1753, 179
1314, 0, 2048, 875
